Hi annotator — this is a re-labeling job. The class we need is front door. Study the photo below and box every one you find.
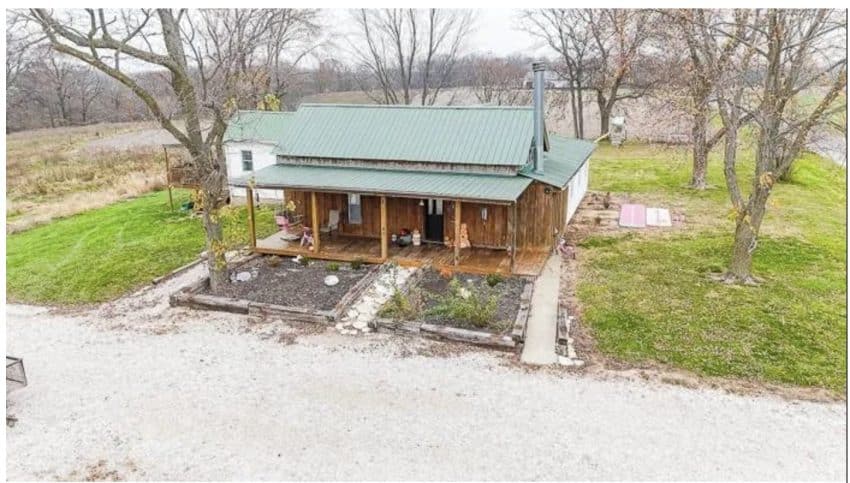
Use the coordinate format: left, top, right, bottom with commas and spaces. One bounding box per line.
424, 199, 444, 242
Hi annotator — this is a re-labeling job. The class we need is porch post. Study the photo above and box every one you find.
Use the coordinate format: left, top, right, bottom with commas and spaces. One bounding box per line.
510, 201, 518, 274
380, 196, 388, 261
311, 191, 321, 252
246, 186, 256, 249
453, 200, 462, 266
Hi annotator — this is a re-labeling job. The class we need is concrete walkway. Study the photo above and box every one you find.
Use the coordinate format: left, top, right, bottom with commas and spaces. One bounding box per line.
520, 254, 560, 365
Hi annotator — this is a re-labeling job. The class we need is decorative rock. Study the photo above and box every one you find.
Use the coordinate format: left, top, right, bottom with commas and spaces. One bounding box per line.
352, 320, 368, 330
324, 275, 340, 286
335, 322, 345, 331
459, 287, 471, 299
235, 271, 252, 282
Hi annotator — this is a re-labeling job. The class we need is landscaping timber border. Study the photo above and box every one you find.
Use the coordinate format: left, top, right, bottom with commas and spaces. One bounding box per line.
169, 258, 382, 325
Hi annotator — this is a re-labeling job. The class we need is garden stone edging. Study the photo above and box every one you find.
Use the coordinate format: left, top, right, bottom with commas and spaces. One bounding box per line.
336, 264, 418, 334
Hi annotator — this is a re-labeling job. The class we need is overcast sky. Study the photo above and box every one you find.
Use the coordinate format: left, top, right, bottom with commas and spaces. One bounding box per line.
325, 9, 551, 61
467, 9, 546, 56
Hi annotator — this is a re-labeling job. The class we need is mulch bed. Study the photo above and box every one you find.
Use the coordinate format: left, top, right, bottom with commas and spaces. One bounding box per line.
411, 269, 527, 332
199, 256, 370, 310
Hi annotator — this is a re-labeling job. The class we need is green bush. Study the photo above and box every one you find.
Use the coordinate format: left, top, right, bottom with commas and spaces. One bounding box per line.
327, 262, 340, 271
349, 258, 365, 270
298, 256, 311, 267
267, 255, 282, 268
378, 288, 422, 321
484, 273, 504, 287
426, 279, 497, 328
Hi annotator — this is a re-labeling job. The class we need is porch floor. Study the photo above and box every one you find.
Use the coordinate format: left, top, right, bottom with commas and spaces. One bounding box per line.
255, 232, 547, 277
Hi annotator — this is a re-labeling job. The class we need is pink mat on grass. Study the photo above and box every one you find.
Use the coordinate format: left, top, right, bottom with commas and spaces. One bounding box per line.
619, 204, 647, 228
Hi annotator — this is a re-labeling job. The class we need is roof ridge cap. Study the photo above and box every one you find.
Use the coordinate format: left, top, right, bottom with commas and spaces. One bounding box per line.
298, 103, 532, 111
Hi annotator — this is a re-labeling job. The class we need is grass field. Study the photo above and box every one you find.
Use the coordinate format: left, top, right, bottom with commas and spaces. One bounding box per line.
578, 143, 846, 394
5, 122, 165, 233
6, 190, 275, 305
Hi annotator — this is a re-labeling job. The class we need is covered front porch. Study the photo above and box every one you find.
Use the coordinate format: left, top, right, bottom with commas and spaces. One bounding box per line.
238, 163, 552, 276
253, 230, 548, 276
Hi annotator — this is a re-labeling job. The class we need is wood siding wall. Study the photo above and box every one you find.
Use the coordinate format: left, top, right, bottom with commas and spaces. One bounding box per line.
285, 190, 511, 248
443, 201, 509, 248
515, 181, 568, 251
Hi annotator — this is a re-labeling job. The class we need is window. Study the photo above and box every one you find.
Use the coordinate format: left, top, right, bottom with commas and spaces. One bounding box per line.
427, 199, 443, 215
348, 193, 362, 224
241, 150, 253, 171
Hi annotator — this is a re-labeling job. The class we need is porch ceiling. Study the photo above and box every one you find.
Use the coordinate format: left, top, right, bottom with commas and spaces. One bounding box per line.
232, 164, 532, 203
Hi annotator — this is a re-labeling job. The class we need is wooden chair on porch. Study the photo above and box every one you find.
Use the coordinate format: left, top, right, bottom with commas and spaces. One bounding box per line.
319, 209, 340, 238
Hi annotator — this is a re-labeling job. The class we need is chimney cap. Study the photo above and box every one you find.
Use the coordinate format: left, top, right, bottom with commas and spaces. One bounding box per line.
532, 61, 546, 72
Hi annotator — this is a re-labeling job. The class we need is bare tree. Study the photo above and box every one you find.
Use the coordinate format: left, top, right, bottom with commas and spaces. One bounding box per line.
27, 8, 319, 291
520, 9, 592, 138
74, 67, 105, 124
185, 9, 321, 110
711, 9, 846, 283
6, 12, 42, 95
44, 49, 74, 125
586, 9, 659, 136
668, 9, 755, 189
350, 8, 474, 105
468, 54, 526, 106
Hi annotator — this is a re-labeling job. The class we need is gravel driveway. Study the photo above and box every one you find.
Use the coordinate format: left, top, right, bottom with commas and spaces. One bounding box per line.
5, 268, 846, 480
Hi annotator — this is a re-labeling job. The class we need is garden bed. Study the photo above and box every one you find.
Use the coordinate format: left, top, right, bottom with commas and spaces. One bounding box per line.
373, 269, 534, 350
170, 256, 379, 324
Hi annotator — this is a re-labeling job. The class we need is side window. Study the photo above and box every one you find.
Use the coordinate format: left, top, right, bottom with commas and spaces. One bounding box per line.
348, 194, 362, 224
241, 150, 253, 171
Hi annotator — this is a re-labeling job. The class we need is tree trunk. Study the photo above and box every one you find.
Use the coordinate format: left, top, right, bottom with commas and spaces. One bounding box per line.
597, 90, 610, 137
726, 185, 769, 284
576, 81, 585, 138
203, 203, 228, 292
690, 106, 709, 189
568, 84, 580, 138
200, 142, 231, 293
727, 217, 756, 282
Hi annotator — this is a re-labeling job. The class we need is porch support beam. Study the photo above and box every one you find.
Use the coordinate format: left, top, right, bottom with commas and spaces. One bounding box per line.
246, 186, 257, 249
510, 201, 517, 274
454, 200, 462, 266
380, 195, 388, 261
311, 191, 321, 252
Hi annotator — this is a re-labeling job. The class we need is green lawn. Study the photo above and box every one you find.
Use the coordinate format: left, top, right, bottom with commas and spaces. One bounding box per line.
6, 190, 275, 305
579, 143, 847, 393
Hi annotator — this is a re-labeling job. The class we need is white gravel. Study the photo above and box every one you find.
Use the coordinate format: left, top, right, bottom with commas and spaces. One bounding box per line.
5, 269, 846, 480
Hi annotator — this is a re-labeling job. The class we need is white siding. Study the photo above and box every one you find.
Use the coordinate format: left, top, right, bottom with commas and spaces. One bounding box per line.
224, 141, 283, 202
566, 161, 589, 223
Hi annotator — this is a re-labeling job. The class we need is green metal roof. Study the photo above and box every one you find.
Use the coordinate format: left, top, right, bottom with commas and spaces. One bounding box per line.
224, 110, 294, 144
272, 104, 534, 166
232, 164, 532, 202
519, 135, 595, 188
